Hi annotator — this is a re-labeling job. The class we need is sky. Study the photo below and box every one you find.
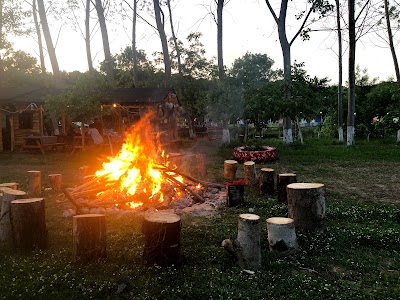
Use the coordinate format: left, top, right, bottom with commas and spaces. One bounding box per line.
10, 0, 398, 84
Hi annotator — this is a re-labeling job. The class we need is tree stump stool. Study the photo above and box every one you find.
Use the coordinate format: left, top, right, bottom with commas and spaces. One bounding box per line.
237, 213, 261, 270
277, 173, 297, 203
73, 214, 106, 263
224, 160, 238, 181
0, 188, 27, 244
244, 161, 256, 186
27, 170, 41, 196
287, 183, 326, 232
0, 182, 19, 190
11, 198, 47, 251
48, 174, 62, 191
266, 217, 298, 255
142, 211, 183, 266
259, 168, 275, 195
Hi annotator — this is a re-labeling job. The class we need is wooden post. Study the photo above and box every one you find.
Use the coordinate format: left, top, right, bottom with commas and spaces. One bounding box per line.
244, 161, 256, 186
48, 174, 62, 191
0, 188, 27, 244
223, 160, 238, 181
73, 214, 107, 263
266, 217, 298, 255
79, 166, 89, 183
237, 213, 261, 270
27, 170, 41, 196
287, 183, 326, 232
277, 173, 297, 203
196, 154, 206, 178
142, 211, 183, 266
11, 198, 47, 251
259, 168, 275, 195
9, 115, 14, 152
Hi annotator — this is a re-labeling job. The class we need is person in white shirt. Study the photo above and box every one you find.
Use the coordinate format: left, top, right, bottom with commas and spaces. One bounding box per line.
88, 124, 104, 144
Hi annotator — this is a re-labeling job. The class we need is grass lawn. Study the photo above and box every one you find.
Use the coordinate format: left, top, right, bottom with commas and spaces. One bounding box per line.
0, 137, 399, 299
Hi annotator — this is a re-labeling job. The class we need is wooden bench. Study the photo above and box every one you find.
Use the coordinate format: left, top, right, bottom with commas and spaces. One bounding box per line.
21, 136, 65, 155
207, 127, 224, 141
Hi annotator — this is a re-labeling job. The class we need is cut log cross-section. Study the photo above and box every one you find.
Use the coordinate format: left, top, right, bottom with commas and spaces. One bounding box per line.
224, 160, 238, 181
142, 211, 183, 267
11, 198, 47, 251
73, 214, 107, 263
0, 182, 20, 190
0, 188, 27, 244
27, 170, 41, 196
259, 168, 275, 195
287, 183, 326, 232
237, 213, 261, 271
48, 174, 62, 191
277, 173, 297, 203
244, 161, 256, 186
266, 217, 298, 255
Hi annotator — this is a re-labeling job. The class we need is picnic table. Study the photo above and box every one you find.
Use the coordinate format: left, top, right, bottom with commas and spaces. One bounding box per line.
21, 136, 65, 155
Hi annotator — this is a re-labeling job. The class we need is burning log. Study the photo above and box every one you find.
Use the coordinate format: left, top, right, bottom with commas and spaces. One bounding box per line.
63, 188, 85, 212
142, 211, 183, 266
163, 172, 205, 203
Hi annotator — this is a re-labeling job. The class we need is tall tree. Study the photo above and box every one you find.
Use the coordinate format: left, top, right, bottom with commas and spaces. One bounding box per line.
216, 0, 224, 79
37, 0, 60, 80
94, 0, 114, 84
347, 0, 356, 146
85, 0, 94, 72
153, 0, 171, 87
132, 0, 138, 86
32, 0, 45, 73
264, 0, 333, 144
335, 0, 344, 142
384, 0, 400, 85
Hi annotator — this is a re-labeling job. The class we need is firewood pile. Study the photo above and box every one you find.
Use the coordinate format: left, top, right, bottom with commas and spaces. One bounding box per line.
62, 165, 225, 216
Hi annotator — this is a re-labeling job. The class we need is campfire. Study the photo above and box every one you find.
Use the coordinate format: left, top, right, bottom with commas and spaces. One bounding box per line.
63, 113, 223, 213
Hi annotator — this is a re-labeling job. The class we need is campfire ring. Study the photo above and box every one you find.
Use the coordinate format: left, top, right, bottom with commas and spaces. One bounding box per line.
233, 146, 277, 163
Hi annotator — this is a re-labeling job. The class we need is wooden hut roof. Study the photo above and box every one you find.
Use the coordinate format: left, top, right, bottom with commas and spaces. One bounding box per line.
104, 88, 173, 107
0, 86, 62, 105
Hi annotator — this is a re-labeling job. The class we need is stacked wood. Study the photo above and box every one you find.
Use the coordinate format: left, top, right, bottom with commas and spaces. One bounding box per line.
259, 168, 275, 195
0, 188, 27, 244
27, 170, 41, 196
73, 214, 106, 262
11, 198, 47, 251
287, 183, 326, 232
196, 154, 206, 178
277, 173, 297, 203
48, 174, 62, 191
244, 161, 256, 186
142, 211, 183, 266
223, 160, 238, 181
266, 217, 298, 255
237, 213, 261, 270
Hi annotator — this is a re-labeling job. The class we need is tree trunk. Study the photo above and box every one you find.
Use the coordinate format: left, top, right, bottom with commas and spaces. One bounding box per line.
244, 161, 256, 186
11, 198, 48, 251
384, 0, 400, 86
73, 214, 106, 262
223, 160, 238, 181
153, 0, 171, 87
95, 0, 114, 85
142, 211, 183, 266
85, 0, 94, 72
27, 170, 41, 196
277, 173, 297, 203
335, 0, 343, 142
287, 183, 326, 232
237, 213, 261, 270
132, 0, 138, 86
0, 0, 4, 87
37, 0, 60, 80
217, 0, 224, 79
347, 0, 356, 146
266, 217, 298, 255
259, 168, 274, 196
33, 0, 46, 73
0, 188, 27, 244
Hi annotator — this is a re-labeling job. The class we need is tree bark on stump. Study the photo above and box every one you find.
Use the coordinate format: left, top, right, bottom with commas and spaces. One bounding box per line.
11, 198, 47, 251
196, 154, 206, 178
0, 188, 27, 244
277, 173, 297, 203
244, 161, 256, 186
259, 168, 275, 195
48, 174, 62, 191
287, 183, 326, 232
142, 211, 182, 266
224, 160, 238, 181
266, 217, 298, 255
27, 170, 41, 196
237, 213, 261, 270
73, 214, 106, 263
